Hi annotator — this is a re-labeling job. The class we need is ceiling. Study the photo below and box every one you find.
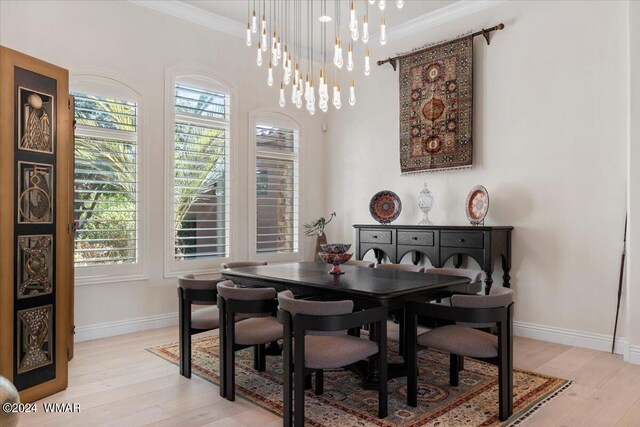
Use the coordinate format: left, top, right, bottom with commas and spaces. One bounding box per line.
179, 0, 458, 46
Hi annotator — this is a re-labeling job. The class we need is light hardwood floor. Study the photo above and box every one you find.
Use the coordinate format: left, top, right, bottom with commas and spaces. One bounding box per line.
18, 324, 640, 427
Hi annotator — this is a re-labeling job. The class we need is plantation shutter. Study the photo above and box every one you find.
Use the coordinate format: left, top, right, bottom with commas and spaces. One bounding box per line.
173, 82, 230, 260
72, 92, 138, 267
255, 125, 298, 253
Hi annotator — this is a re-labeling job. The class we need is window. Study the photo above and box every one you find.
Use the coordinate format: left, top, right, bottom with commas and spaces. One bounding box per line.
171, 78, 230, 263
255, 122, 299, 255
72, 91, 138, 268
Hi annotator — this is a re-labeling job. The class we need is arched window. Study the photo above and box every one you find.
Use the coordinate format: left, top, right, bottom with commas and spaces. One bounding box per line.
165, 70, 232, 275
71, 75, 145, 284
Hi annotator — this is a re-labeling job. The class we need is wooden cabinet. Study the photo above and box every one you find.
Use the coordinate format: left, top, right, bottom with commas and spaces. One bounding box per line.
0, 46, 73, 402
354, 224, 513, 293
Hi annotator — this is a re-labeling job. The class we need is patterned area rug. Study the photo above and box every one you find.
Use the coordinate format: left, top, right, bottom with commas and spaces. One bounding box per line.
148, 332, 570, 426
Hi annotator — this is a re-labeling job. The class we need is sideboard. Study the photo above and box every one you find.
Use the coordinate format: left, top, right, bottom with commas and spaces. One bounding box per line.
353, 224, 513, 293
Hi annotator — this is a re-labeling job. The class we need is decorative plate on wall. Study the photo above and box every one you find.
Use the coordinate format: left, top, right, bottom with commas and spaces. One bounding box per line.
466, 185, 489, 225
369, 191, 402, 225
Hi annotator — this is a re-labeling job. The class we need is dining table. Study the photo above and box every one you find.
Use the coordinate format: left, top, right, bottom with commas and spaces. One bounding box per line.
221, 261, 480, 389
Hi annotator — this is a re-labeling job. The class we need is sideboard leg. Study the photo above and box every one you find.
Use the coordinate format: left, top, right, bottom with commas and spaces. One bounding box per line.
454, 254, 463, 268
502, 256, 511, 288
484, 271, 493, 295
411, 251, 421, 266
373, 249, 384, 265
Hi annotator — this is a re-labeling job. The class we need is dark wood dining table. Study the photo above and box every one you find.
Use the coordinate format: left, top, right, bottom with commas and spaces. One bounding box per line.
221, 262, 479, 388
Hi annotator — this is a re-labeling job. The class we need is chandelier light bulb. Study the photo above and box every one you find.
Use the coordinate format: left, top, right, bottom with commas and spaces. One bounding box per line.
347, 43, 354, 71
349, 1, 357, 31
349, 80, 356, 106
246, 23, 252, 46
368, 0, 375, 4
335, 84, 342, 110
362, 16, 369, 43
291, 83, 297, 103
379, 0, 386, 11
380, 18, 387, 45
256, 43, 263, 66
251, 10, 257, 33
296, 91, 303, 109
364, 48, 371, 76
336, 39, 344, 69
276, 38, 282, 59
267, 62, 274, 86
397, 0, 404, 8
309, 103, 316, 115
261, 28, 267, 51
261, 14, 266, 33
294, 63, 300, 86
352, 23, 359, 41
279, 82, 286, 107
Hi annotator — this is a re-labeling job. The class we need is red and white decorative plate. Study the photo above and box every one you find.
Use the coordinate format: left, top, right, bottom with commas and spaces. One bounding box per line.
369, 191, 402, 225
465, 185, 489, 225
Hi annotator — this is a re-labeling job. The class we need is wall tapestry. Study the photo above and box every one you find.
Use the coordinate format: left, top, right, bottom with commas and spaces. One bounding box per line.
399, 35, 473, 174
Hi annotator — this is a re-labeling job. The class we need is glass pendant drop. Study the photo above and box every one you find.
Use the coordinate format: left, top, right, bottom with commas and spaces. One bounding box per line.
246, 23, 252, 47
349, 80, 356, 106
267, 62, 274, 86
364, 48, 371, 76
380, 18, 387, 45
279, 82, 286, 107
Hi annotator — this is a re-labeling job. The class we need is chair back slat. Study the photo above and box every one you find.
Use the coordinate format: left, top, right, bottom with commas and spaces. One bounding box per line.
217, 280, 277, 317
278, 292, 353, 335
376, 263, 425, 273
452, 286, 513, 328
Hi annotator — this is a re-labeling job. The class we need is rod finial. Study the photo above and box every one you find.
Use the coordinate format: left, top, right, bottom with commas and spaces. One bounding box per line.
497, 23, 505, 30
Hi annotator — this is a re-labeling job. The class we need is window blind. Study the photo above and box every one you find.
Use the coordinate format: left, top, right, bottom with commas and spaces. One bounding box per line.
72, 92, 138, 267
256, 125, 298, 254
173, 83, 230, 260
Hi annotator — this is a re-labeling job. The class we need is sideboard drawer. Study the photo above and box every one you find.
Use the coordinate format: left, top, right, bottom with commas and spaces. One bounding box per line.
360, 229, 392, 244
398, 231, 434, 246
441, 231, 483, 249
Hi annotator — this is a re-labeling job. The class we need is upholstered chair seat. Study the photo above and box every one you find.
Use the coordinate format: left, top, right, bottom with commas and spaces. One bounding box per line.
217, 280, 281, 401
417, 325, 498, 358
345, 259, 375, 268
406, 286, 515, 421
177, 274, 227, 378
234, 317, 284, 345
303, 335, 379, 369
278, 291, 389, 425
191, 306, 220, 330
376, 263, 425, 272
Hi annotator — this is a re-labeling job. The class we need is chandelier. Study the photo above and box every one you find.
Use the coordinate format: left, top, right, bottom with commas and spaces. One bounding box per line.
246, 0, 406, 115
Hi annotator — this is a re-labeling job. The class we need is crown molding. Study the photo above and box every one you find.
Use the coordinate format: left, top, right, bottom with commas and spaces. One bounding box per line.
130, 1, 505, 46
370, 0, 506, 44
128, 0, 244, 38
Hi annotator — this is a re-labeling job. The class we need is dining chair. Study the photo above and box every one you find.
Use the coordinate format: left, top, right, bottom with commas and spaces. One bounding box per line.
345, 259, 375, 268
375, 263, 425, 272
177, 275, 226, 379
277, 292, 388, 427
405, 287, 514, 421
425, 267, 482, 283
221, 261, 268, 269
217, 280, 282, 401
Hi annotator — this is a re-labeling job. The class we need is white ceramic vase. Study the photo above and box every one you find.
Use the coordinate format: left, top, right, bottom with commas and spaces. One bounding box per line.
417, 181, 434, 225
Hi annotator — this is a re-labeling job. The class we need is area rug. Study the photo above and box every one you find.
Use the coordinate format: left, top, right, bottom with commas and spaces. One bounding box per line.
148, 332, 570, 426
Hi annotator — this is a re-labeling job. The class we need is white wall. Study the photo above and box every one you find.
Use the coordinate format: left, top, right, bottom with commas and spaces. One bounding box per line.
325, 1, 629, 340
0, 0, 326, 340
626, 0, 640, 363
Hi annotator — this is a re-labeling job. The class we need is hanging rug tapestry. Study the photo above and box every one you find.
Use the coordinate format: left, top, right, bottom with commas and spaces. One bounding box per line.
400, 35, 473, 174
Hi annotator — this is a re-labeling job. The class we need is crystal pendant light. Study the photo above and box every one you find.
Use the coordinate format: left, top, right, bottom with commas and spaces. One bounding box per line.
349, 80, 356, 106
251, 10, 257, 33
379, 0, 386, 11
368, 0, 375, 4
279, 82, 286, 107
261, 28, 268, 51
261, 13, 266, 33
333, 83, 342, 110
397, 0, 404, 8
351, 23, 359, 41
364, 48, 371, 76
347, 43, 354, 71
246, 23, 252, 46
256, 42, 263, 66
362, 15, 369, 43
267, 61, 274, 86
291, 81, 297, 104
349, 1, 357, 31
380, 18, 387, 45
276, 37, 282, 59
333, 38, 343, 69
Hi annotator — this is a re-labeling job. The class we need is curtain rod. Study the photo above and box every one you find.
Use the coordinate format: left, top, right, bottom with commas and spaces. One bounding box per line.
377, 23, 505, 71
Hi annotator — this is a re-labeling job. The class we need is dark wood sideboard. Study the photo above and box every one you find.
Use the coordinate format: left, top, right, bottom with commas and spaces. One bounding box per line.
353, 224, 513, 293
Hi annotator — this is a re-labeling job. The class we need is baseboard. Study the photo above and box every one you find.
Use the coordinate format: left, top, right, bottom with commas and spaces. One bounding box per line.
74, 312, 178, 342
514, 320, 629, 357
628, 345, 640, 364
